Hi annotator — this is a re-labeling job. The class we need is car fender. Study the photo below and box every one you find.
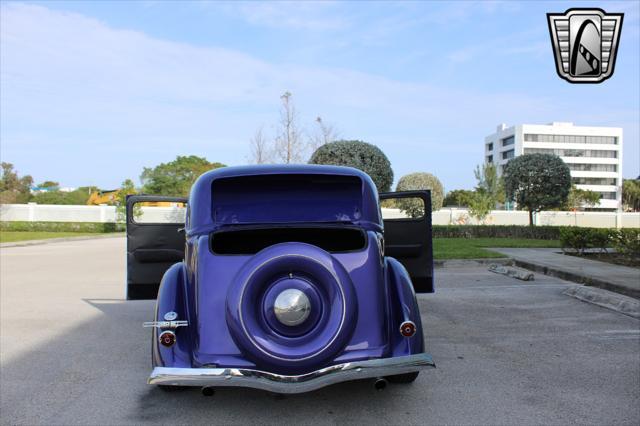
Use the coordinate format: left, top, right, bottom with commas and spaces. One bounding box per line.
151, 262, 192, 368
385, 257, 425, 355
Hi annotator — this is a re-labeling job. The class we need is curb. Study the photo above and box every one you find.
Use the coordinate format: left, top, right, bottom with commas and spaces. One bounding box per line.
512, 258, 639, 300
0, 233, 124, 248
435, 258, 513, 268
564, 285, 640, 319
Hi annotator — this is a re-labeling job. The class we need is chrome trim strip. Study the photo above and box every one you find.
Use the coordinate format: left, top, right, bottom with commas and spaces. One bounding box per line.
143, 320, 189, 329
148, 353, 435, 394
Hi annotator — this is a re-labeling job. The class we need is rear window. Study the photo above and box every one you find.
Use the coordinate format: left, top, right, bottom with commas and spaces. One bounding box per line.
210, 226, 366, 254
211, 174, 363, 224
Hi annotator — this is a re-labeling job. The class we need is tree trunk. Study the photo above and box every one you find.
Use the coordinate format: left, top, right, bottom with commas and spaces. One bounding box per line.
528, 209, 534, 226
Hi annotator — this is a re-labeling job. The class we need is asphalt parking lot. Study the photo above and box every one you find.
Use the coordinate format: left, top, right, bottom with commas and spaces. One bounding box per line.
1, 237, 639, 425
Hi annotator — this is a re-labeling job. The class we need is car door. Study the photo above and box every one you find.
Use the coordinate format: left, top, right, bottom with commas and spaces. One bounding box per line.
126, 195, 188, 300
379, 190, 434, 293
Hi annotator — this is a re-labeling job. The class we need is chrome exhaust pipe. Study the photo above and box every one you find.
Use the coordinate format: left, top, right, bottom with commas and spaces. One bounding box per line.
202, 386, 215, 396
373, 377, 388, 391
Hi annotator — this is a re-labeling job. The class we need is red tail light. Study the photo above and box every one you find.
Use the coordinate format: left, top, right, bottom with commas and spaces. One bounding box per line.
399, 321, 416, 338
159, 330, 176, 347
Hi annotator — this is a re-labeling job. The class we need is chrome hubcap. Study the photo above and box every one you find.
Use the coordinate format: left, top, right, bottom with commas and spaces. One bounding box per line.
274, 289, 311, 326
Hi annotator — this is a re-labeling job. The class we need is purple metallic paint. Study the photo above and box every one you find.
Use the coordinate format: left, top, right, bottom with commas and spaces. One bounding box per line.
186, 165, 383, 236
225, 242, 358, 373
151, 165, 426, 377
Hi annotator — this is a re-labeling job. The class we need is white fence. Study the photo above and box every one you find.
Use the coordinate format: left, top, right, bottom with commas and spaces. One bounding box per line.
1, 203, 639, 228
382, 208, 639, 228
0, 203, 186, 224
1, 203, 117, 223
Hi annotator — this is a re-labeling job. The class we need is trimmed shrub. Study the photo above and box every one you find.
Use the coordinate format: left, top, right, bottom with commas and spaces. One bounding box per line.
559, 227, 618, 254
433, 225, 561, 240
612, 229, 640, 259
309, 140, 393, 192
396, 172, 444, 215
0, 221, 124, 233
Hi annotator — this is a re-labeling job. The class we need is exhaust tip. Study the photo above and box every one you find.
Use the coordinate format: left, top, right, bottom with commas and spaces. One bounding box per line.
202, 387, 215, 396
374, 378, 388, 391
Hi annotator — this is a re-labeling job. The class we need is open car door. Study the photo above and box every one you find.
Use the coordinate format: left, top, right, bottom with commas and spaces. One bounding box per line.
380, 190, 434, 293
126, 195, 188, 300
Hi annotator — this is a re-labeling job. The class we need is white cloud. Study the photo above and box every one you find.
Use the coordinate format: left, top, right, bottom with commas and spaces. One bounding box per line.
223, 1, 348, 31
447, 29, 549, 64
0, 3, 637, 188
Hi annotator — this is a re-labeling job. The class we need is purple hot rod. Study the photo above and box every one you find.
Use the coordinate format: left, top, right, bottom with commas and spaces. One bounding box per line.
127, 165, 435, 394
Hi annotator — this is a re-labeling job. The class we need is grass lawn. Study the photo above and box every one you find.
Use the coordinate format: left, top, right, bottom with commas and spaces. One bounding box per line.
0, 231, 102, 243
433, 238, 561, 260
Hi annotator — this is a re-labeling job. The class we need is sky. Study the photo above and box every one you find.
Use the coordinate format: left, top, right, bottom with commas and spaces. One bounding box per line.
1, 0, 638, 191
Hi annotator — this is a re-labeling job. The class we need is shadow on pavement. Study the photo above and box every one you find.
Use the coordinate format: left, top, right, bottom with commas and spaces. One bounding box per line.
2, 298, 424, 426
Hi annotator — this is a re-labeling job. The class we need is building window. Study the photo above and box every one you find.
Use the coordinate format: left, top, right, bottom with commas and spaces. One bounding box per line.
487, 155, 493, 163
572, 177, 617, 186
523, 134, 617, 144
502, 149, 514, 160
599, 192, 617, 200
564, 149, 584, 157
502, 136, 514, 146
567, 163, 617, 172
523, 148, 617, 158
487, 143, 493, 151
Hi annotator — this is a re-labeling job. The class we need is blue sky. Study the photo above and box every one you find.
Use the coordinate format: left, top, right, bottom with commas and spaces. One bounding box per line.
1, 0, 638, 190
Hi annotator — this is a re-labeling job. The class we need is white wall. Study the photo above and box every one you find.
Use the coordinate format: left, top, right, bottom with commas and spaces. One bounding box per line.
1, 204, 638, 228
0, 203, 184, 224
382, 208, 639, 228
0, 203, 116, 222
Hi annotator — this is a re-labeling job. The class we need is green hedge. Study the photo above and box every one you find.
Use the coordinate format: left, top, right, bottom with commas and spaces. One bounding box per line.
560, 227, 640, 258
0, 221, 125, 233
432, 225, 561, 240
559, 227, 612, 254
613, 229, 640, 259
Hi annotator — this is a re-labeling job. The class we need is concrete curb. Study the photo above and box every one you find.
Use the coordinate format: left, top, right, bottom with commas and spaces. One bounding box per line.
435, 258, 513, 268
512, 258, 640, 300
564, 285, 640, 319
0, 233, 124, 248
488, 264, 534, 281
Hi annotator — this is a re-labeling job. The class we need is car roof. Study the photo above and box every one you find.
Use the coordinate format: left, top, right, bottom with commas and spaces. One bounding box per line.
186, 164, 382, 235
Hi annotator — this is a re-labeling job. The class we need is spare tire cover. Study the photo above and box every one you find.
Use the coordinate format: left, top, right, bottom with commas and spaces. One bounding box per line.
226, 242, 357, 370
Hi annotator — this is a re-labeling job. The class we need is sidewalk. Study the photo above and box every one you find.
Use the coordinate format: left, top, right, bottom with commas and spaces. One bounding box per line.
0, 233, 124, 248
490, 248, 640, 299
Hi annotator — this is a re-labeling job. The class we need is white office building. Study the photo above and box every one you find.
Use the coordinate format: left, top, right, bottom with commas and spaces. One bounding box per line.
485, 122, 623, 210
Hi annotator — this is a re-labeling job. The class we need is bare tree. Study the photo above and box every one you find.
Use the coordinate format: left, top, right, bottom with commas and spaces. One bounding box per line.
309, 116, 339, 151
248, 126, 272, 164
316, 116, 339, 145
274, 92, 306, 164
249, 93, 340, 164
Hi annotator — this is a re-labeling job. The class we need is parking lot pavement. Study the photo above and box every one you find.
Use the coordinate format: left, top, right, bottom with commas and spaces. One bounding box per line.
1, 238, 639, 425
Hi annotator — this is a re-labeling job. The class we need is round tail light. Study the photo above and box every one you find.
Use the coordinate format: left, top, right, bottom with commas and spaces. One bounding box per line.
159, 330, 176, 347
399, 321, 416, 338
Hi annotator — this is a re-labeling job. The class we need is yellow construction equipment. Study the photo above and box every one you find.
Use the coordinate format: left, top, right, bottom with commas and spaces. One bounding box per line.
87, 190, 184, 207
87, 190, 119, 205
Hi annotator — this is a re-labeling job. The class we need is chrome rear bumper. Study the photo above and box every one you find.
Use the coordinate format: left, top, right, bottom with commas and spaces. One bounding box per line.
149, 353, 435, 394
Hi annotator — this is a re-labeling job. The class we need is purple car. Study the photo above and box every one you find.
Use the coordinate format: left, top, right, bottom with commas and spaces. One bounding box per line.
126, 165, 435, 394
